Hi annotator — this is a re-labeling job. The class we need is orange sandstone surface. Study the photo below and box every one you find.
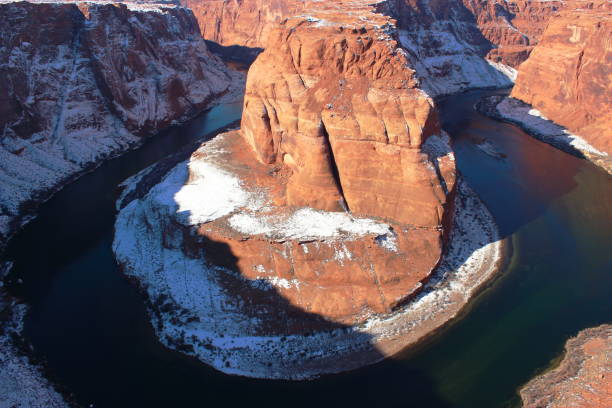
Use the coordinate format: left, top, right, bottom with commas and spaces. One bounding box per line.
114, 0, 503, 379
511, 1, 612, 155
521, 324, 612, 408
196, 3, 456, 325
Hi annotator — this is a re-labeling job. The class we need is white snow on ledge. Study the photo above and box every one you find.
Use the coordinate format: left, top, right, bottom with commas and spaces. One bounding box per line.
496, 97, 606, 157
229, 208, 391, 241
146, 135, 392, 241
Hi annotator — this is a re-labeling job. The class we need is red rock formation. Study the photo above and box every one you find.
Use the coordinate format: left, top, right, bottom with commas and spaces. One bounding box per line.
180, 0, 303, 48
112, 0, 509, 381
183, 0, 562, 71
462, 0, 564, 67
511, 1, 612, 154
225, 2, 456, 321
521, 324, 612, 408
0, 1, 232, 244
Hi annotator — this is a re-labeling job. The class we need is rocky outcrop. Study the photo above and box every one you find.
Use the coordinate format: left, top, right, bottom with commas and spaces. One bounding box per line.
0, 1, 232, 246
510, 0, 611, 156
380, 0, 516, 95
114, 0, 504, 379
462, 0, 564, 67
184, 0, 520, 95
520, 324, 612, 408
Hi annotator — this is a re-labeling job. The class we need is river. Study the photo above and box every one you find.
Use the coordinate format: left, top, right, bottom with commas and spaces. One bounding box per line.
3, 89, 611, 408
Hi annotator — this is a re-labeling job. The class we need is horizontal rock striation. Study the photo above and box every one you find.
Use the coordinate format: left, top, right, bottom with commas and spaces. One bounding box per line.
183, 0, 524, 95
0, 1, 232, 246
462, 0, 564, 67
520, 324, 612, 408
510, 0, 612, 156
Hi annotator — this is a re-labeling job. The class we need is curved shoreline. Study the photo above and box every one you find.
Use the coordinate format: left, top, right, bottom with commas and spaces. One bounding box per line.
113, 141, 505, 379
519, 324, 612, 408
476, 95, 612, 175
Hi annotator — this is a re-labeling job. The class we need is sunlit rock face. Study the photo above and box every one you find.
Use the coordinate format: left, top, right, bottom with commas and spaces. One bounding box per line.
115, 0, 504, 380
183, 0, 529, 95
461, 0, 564, 67
511, 0, 612, 155
0, 1, 231, 244
183, 0, 562, 69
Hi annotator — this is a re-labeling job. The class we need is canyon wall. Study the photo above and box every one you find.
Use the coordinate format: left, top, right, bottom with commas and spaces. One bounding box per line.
510, 0, 612, 155
183, 0, 526, 95
0, 1, 232, 245
462, 0, 564, 67
380, 0, 516, 95
114, 0, 503, 379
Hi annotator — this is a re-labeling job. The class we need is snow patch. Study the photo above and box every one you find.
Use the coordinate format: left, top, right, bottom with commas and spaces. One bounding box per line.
229, 208, 391, 241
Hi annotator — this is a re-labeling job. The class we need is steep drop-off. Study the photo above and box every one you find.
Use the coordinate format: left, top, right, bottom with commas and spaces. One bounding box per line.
184, 0, 521, 95
462, 0, 564, 67
510, 0, 611, 155
114, 0, 503, 379
0, 1, 232, 246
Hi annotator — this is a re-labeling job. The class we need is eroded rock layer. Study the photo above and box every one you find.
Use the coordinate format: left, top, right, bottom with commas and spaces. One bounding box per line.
462, 0, 564, 67
184, 0, 562, 67
114, 0, 504, 379
0, 1, 232, 245
520, 324, 612, 408
510, 0, 612, 155
183, 0, 520, 95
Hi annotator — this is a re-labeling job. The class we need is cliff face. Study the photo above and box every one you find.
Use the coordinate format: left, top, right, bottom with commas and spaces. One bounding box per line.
380, 0, 516, 95
462, 0, 564, 67
184, 0, 522, 95
180, 0, 303, 48
242, 11, 452, 226
114, 0, 504, 379
510, 0, 612, 155
520, 325, 612, 408
0, 1, 231, 244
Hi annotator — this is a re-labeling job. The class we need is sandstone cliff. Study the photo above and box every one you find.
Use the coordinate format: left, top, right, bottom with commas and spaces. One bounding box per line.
114, 0, 503, 379
520, 324, 612, 408
183, 0, 522, 95
510, 0, 612, 155
0, 1, 232, 245
462, 0, 564, 67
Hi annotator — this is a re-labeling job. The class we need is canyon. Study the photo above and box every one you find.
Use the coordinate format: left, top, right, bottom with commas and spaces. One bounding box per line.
0, 0, 609, 404
0, 1, 236, 405
0, 0, 234, 249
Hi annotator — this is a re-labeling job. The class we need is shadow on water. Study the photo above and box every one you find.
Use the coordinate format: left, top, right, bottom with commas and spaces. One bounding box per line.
1, 90, 450, 407
1, 86, 610, 408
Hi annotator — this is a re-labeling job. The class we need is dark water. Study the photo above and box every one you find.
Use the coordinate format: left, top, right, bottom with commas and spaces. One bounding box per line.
3, 89, 611, 408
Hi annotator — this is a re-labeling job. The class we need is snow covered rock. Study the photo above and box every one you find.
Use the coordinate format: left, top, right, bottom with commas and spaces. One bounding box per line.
0, 1, 232, 247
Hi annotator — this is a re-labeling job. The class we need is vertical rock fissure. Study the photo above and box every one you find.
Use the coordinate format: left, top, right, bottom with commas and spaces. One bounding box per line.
320, 120, 350, 213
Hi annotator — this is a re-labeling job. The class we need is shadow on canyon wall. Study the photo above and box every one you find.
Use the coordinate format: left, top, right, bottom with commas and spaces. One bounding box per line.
205, 39, 263, 67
